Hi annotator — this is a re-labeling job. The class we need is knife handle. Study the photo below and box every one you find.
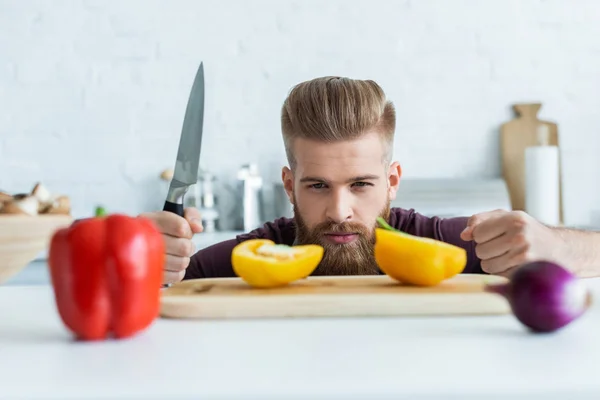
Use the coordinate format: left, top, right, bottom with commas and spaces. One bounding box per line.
163, 200, 184, 217
162, 200, 181, 289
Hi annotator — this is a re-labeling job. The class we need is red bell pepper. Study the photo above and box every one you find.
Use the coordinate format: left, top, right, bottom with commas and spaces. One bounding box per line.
48, 214, 164, 341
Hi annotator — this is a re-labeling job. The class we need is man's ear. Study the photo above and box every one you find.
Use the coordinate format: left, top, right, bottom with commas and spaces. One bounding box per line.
387, 161, 402, 201
281, 166, 294, 203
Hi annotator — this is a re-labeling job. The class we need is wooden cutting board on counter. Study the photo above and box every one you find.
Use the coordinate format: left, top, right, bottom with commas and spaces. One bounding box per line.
500, 103, 564, 223
160, 274, 511, 319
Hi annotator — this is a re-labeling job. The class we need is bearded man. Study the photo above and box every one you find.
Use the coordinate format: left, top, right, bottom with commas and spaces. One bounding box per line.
143, 76, 600, 285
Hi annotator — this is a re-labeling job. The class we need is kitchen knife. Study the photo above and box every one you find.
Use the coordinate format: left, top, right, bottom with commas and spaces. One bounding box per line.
163, 62, 205, 217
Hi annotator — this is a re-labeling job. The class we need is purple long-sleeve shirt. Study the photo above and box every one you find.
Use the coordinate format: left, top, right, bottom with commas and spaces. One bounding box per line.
184, 207, 483, 280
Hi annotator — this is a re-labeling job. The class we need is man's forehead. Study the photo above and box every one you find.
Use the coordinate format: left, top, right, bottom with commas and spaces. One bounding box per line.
294, 131, 385, 164
293, 133, 385, 178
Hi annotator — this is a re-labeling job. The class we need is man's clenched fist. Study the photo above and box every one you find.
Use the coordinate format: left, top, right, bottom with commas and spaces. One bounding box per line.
460, 209, 568, 277
139, 208, 203, 284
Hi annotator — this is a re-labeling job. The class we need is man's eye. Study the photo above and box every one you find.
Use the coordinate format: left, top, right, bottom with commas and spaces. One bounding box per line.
310, 183, 326, 189
353, 182, 372, 187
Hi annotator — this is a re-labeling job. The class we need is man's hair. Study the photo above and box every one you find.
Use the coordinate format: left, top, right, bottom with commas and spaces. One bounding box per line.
281, 76, 396, 169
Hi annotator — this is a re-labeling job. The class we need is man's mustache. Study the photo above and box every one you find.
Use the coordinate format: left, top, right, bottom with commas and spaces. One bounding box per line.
313, 221, 370, 235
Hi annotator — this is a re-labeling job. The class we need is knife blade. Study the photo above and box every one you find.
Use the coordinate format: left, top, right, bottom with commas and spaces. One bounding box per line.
163, 61, 205, 217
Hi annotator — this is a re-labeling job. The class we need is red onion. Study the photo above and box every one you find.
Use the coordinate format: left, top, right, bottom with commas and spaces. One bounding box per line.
485, 261, 592, 333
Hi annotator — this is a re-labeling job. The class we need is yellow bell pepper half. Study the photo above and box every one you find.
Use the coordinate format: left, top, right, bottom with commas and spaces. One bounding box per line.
373, 219, 467, 286
231, 239, 324, 288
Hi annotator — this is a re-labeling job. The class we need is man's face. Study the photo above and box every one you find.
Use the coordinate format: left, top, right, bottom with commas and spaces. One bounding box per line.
282, 131, 401, 275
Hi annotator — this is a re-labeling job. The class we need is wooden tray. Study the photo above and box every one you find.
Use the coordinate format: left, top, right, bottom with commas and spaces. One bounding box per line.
160, 274, 511, 319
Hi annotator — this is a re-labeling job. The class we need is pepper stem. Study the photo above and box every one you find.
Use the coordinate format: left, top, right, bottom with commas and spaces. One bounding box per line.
376, 217, 396, 231
95, 206, 106, 217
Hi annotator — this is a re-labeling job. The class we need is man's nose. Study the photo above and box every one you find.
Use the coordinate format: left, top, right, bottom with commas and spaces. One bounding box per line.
326, 191, 353, 224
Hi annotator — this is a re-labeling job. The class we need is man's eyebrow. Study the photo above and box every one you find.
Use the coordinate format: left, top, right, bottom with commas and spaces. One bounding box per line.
347, 175, 379, 182
299, 175, 379, 183
299, 176, 327, 183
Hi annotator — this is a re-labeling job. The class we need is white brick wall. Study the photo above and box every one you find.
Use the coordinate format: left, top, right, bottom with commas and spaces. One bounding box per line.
1, 0, 599, 228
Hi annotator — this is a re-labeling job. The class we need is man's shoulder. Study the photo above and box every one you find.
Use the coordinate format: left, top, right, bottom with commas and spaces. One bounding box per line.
388, 207, 421, 230
388, 206, 468, 236
235, 216, 297, 245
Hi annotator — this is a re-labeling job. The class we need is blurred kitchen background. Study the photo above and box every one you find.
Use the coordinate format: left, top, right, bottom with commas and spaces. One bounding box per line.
2, 0, 600, 234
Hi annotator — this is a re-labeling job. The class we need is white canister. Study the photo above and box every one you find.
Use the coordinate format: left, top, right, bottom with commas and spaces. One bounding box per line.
524, 125, 560, 226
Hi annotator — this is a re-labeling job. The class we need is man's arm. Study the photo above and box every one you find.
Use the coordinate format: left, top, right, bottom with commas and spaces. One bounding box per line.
553, 227, 600, 278
461, 209, 600, 278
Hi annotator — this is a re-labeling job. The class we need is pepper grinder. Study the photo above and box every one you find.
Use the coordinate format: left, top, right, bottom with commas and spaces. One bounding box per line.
198, 168, 219, 233
237, 163, 263, 231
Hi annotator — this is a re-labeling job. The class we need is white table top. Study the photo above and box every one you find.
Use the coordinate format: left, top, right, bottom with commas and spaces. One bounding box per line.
2, 279, 600, 400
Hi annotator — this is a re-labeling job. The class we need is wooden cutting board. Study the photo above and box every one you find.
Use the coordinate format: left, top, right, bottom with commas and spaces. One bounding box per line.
500, 103, 564, 223
159, 274, 511, 319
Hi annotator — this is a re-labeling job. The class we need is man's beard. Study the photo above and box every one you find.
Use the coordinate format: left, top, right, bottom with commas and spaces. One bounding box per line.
293, 200, 391, 276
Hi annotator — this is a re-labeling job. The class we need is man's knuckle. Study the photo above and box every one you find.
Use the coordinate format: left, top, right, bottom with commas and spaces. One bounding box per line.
164, 236, 179, 254
179, 256, 190, 271
512, 232, 527, 246
474, 244, 485, 259
514, 247, 532, 265
480, 260, 492, 273
510, 210, 528, 224
184, 207, 201, 219
164, 271, 177, 284
184, 240, 194, 256
175, 239, 190, 256
469, 215, 481, 226
471, 227, 482, 242
165, 255, 176, 269
173, 222, 188, 238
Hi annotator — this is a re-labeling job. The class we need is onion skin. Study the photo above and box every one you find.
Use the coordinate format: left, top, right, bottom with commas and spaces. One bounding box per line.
485, 261, 592, 333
